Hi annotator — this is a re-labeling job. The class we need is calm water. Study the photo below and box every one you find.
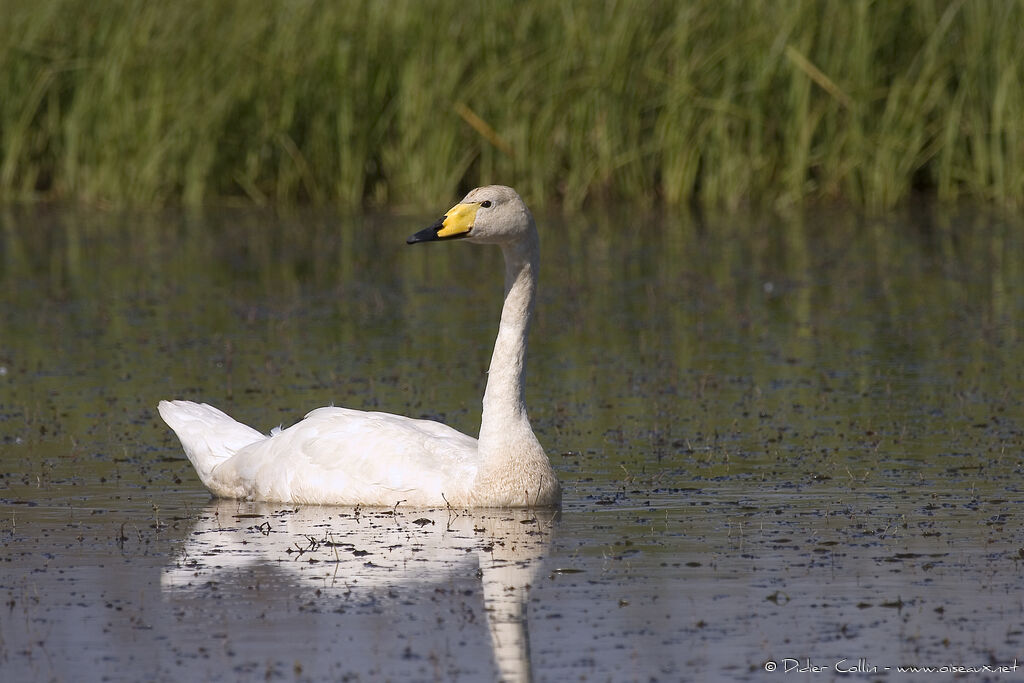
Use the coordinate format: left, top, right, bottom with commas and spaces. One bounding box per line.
2, 203, 1023, 681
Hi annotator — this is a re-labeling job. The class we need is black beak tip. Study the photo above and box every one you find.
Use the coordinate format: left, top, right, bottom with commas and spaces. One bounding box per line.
407, 219, 444, 245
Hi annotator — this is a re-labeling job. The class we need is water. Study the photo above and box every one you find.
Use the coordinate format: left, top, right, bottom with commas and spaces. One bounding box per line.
2, 203, 1023, 681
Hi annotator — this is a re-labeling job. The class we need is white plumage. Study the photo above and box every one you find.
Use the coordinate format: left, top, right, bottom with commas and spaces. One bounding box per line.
159, 185, 561, 508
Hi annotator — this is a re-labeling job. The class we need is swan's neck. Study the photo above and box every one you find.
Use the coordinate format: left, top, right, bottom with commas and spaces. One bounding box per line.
478, 234, 538, 448
472, 229, 560, 507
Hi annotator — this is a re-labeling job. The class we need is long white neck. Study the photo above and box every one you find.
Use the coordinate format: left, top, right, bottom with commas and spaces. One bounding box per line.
478, 232, 539, 453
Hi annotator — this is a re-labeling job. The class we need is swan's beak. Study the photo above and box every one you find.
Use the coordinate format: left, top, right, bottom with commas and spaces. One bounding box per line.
407, 202, 480, 244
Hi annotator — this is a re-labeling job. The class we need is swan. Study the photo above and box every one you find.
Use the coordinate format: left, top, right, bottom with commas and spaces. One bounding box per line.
158, 185, 560, 508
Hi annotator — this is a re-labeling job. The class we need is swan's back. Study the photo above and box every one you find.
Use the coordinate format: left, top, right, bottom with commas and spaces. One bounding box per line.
206, 407, 479, 505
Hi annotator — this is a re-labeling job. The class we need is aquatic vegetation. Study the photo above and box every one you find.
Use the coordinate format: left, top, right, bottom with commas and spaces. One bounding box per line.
0, 0, 1021, 210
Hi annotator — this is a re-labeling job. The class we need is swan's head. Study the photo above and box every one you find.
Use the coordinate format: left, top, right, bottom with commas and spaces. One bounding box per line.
408, 185, 535, 246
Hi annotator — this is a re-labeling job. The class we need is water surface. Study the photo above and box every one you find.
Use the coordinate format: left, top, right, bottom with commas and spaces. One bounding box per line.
1, 203, 1023, 681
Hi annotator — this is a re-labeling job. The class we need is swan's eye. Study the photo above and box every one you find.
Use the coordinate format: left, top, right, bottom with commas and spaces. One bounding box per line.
480, 200, 492, 208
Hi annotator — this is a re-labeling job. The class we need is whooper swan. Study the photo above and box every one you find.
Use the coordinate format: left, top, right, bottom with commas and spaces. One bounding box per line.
158, 185, 561, 508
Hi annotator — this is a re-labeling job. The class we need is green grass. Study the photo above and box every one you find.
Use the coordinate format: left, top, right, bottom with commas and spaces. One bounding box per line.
0, 0, 1021, 210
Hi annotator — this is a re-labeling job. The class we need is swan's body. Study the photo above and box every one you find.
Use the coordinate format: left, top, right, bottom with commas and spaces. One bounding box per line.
159, 185, 560, 508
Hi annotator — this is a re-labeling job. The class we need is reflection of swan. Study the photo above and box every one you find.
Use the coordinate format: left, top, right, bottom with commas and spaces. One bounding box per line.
163, 500, 555, 682
159, 185, 559, 508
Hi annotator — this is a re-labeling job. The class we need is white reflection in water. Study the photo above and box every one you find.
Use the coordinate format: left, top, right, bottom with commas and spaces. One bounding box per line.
162, 500, 555, 682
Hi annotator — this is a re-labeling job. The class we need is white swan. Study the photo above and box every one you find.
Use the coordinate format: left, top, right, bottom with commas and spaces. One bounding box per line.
159, 185, 560, 508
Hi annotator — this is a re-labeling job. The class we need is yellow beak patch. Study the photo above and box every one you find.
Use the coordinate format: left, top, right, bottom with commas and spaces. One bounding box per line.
436, 202, 481, 238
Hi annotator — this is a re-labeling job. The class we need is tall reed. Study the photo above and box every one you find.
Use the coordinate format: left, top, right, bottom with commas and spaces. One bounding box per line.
0, 0, 1021, 210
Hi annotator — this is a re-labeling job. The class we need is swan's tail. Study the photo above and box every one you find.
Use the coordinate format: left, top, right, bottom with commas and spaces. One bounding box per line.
157, 400, 265, 487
